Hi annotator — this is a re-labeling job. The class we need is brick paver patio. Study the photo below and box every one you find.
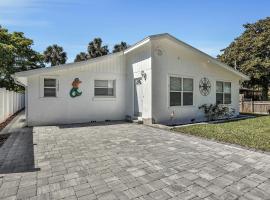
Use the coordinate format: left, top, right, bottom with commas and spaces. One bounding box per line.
1, 116, 270, 199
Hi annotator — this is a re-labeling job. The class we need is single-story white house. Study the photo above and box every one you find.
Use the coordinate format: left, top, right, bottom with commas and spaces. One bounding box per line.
14, 33, 249, 126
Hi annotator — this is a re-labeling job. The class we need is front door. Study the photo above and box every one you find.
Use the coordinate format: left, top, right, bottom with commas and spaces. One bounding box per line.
134, 78, 143, 117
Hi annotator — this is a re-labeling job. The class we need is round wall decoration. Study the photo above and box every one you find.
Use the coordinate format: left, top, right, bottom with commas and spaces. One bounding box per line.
154, 47, 163, 56
199, 77, 211, 96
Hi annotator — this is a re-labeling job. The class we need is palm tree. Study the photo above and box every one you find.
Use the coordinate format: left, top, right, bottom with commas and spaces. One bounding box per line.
43, 44, 67, 66
87, 38, 109, 59
74, 52, 88, 62
113, 42, 128, 53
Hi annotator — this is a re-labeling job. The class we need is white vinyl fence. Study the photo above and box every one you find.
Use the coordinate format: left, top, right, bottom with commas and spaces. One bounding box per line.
0, 88, 25, 124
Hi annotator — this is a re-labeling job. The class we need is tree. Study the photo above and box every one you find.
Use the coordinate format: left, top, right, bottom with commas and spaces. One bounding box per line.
43, 44, 67, 66
0, 26, 44, 91
87, 38, 109, 59
74, 52, 88, 62
218, 17, 270, 100
113, 41, 128, 53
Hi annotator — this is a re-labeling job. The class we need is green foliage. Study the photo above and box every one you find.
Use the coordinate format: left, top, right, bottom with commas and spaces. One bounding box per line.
199, 104, 235, 121
218, 17, 270, 100
173, 116, 270, 151
74, 39, 128, 62
0, 25, 44, 91
43, 44, 67, 66
87, 38, 109, 59
113, 41, 128, 53
74, 52, 88, 62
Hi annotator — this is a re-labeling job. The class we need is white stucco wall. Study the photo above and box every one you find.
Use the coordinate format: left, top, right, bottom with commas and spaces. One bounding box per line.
125, 43, 152, 120
151, 38, 241, 124
24, 37, 243, 126
27, 54, 127, 126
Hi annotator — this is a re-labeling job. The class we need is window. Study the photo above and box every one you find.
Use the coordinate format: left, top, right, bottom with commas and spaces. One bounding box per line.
94, 80, 115, 97
44, 78, 57, 97
170, 77, 182, 106
216, 81, 231, 104
183, 78, 193, 105
169, 76, 193, 106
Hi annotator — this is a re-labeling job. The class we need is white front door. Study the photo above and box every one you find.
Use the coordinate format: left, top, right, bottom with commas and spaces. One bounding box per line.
134, 78, 143, 117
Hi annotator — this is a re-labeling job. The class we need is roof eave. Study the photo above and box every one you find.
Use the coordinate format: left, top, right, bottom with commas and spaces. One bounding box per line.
11, 75, 27, 87
160, 34, 249, 80
14, 51, 123, 78
124, 37, 150, 54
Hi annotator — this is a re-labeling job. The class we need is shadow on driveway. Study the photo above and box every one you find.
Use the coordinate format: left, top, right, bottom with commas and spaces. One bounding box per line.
58, 120, 129, 129
0, 112, 40, 174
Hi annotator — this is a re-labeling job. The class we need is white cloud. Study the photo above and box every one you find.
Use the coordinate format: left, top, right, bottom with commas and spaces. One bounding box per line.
0, 18, 50, 27
0, 0, 33, 8
191, 41, 226, 58
0, 0, 51, 27
197, 46, 221, 57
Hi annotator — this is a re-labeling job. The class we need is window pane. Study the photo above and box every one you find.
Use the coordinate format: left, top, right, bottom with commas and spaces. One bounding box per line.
108, 80, 114, 88
108, 88, 114, 96
95, 88, 114, 96
44, 88, 56, 97
95, 88, 108, 96
216, 93, 223, 104
216, 81, 223, 93
170, 77, 181, 91
170, 92, 181, 106
95, 80, 108, 87
94, 80, 115, 96
224, 93, 231, 104
183, 92, 193, 105
183, 78, 193, 91
224, 82, 231, 93
44, 78, 56, 87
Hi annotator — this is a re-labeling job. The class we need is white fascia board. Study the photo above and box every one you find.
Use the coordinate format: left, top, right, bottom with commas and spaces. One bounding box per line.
124, 38, 150, 54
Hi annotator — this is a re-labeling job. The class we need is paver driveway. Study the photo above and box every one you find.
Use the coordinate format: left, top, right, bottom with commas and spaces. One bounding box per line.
1, 120, 270, 200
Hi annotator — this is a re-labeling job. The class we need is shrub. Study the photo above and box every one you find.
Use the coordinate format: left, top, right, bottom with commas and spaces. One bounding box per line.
199, 104, 235, 121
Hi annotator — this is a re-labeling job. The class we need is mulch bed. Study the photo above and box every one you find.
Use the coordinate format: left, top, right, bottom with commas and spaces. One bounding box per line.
0, 111, 20, 147
0, 134, 10, 147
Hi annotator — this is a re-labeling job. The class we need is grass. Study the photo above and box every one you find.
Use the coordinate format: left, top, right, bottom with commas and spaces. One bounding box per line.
173, 116, 270, 151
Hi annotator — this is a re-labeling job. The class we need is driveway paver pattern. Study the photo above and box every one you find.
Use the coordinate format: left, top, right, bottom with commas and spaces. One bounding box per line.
1, 121, 270, 200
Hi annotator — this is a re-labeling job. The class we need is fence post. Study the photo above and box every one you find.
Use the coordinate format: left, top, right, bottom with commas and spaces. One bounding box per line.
14, 92, 16, 113
0, 88, 4, 123
242, 101, 244, 113
4, 89, 8, 119
20, 93, 22, 110
252, 99, 254, 113
18, 93, 20, 110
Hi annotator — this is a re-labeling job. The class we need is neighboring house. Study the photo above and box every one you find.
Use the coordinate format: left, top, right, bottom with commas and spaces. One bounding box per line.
14, 33, 248, 126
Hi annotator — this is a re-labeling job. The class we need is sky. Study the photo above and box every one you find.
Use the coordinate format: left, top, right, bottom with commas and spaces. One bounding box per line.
1, 0, 269, 62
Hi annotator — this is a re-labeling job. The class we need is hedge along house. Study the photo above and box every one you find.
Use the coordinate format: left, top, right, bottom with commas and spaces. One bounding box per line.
14, 33, 248, 126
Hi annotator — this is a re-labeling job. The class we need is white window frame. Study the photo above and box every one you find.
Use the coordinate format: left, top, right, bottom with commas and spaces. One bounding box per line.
168, 75, 194, 107
40, 76, 59, 98
94, 80, 116, 97
216, 81, 232, 105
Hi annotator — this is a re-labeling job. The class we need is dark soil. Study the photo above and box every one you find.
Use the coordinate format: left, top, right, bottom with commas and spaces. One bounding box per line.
0, 111, 21, 147
0, 112, 20, 133
0, 134, 10, 147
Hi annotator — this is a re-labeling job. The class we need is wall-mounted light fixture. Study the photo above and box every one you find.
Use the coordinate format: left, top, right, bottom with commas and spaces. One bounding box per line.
141, 70, 147, 80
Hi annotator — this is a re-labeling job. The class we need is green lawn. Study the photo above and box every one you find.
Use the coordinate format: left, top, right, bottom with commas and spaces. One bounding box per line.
173, 116, 270, 151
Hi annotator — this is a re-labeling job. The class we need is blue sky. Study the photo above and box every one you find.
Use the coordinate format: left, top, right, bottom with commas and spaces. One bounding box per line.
1, 0, 269, 62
